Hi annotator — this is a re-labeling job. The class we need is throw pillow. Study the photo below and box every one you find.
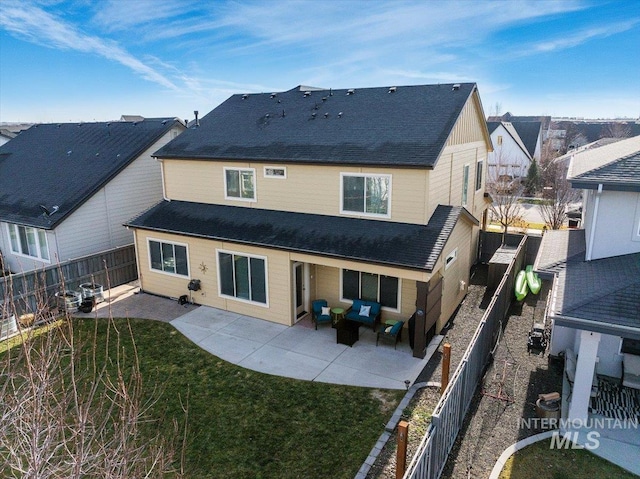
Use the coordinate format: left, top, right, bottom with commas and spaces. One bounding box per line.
385, 326, 392, 333
359, 305, 371, 317
321, 306, 331, 316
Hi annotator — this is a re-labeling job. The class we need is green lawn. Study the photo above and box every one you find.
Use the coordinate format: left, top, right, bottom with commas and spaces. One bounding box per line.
499, 438, 637, 479
20, 318, 403, 478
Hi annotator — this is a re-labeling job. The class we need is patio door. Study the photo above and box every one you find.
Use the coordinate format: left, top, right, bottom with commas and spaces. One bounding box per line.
293, 262, 309, 321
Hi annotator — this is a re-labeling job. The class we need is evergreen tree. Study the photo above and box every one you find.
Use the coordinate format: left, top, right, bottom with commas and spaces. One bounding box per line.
525, 159, 541, 196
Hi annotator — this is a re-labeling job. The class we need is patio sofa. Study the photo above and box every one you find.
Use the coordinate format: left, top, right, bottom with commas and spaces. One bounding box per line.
345, 299, 381, 331
622, 353, 640, 390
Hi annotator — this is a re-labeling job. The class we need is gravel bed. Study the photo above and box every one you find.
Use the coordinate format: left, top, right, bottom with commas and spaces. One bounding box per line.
366, 264, 564, 479
367, 265, 491, 479
442, 280, 563, 479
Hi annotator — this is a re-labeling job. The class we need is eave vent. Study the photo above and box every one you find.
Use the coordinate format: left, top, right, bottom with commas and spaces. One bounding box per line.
452, 84, 460, 91
304, 91, 311, 97
388, 86, 397, 93
346, 89, 355, 95
242, 94, 249, 99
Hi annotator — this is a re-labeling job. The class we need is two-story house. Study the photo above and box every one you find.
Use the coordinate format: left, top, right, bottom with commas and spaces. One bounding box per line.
127, 84, 492, 358
535, 135, 640, 427
0, 118, 185, 273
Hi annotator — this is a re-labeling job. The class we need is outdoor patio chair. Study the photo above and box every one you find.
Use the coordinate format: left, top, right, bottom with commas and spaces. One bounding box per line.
376, 320, 404, 349
312, 299, 332, 330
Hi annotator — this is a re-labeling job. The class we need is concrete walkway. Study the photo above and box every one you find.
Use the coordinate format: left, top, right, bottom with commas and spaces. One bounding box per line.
76, 285, 441, 390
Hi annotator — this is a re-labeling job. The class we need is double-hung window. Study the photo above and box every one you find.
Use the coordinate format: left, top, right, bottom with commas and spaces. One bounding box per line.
341, 173, 391, 217
218, 250, 267, 305
7, 224, 49, 261
341, 269, 399, 310
148, 239, 189, 276
225, 168, 256, 201
475, 160, 483, 191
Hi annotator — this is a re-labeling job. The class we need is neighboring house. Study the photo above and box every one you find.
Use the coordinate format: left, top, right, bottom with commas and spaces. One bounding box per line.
0, 118, 185, 273
0, 129, 16, 147
535, 135, 640, 426
551, 137, 628, 170
511, 121, 542, 161
486, 121, 532, 181
488, 113, 551, 141
127, 83, 493, 358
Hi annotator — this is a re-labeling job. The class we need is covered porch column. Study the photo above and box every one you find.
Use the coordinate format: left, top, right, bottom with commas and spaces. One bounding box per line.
568, 329, 600, 422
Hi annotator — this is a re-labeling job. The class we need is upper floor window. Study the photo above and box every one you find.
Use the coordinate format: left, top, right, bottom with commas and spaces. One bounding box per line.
341, 173, 391, 217
462, 165, 470, 206
7, 224, 49, 261
497, 135, 503, 146
148, 239, 189, 277
225, 168, 256, 201
475, 160, 483, 191
445, 248, 458, 270
218, 250, 267, 305
341, 269, 399, 310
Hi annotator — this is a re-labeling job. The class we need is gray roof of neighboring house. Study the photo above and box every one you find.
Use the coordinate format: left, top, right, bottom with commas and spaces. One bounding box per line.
126, 200, 477, 272
487, 121, 501, 134
570, 151, 640, 191
511, 121, 541, 158
488, 121, 531, 160
535, 230, 640, 338
0, 118, 183, 229
567, 135, 640, 179
154, 83, 483, 168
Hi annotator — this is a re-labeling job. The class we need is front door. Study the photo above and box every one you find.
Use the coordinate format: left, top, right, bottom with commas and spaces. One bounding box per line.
293, 262, 307, 321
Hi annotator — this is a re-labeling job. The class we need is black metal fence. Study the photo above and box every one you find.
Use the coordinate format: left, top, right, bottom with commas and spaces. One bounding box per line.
403, 235, 528, 479
1, 245, 137, 316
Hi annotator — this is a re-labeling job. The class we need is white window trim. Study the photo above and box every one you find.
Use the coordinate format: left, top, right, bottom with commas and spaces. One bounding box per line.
223, 167, 257, 202
475, 159, 484, 191
216, 248, 269, 308
462, 164, 470, 206
445, 248, 458, 270
339, 268, 401, 313
263, 166, 287, 179
6, 223, 51, 263
340, 172, 392, 219
147, 237, 190, 278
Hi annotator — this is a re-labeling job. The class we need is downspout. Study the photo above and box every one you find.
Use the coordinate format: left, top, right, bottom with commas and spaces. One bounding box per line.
157, 158, 170, 201
585, 184, 603, 261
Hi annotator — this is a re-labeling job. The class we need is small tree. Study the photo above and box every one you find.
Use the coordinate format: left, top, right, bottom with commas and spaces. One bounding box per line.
0, 270, 184, 479
538, 161, 580, 230
524, 159, 542, 196
486, 150, 525, 242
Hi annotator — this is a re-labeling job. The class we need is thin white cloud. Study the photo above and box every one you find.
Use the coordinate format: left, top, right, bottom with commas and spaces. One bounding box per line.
0, 0, 179, 90
528, 19, 640, 54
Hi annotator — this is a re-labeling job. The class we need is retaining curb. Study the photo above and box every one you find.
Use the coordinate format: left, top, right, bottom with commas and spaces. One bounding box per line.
488, 431, 555, 479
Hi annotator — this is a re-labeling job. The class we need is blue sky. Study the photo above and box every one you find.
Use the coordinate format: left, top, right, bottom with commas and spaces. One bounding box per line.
1, 0, 639, 123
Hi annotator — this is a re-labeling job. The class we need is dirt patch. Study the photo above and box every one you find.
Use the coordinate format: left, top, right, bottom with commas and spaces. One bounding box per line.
371, 389, 405, 416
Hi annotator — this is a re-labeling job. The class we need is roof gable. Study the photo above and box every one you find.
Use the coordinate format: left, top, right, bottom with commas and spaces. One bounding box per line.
154, 83, 479, 168
511, 121, 541, 157
0, 118, 182, 229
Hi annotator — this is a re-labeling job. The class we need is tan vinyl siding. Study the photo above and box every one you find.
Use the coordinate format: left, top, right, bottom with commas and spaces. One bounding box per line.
437, 219, 473, 330
162, 161, 429, 224
445, 94, 487, 146
135, 230, 293, 325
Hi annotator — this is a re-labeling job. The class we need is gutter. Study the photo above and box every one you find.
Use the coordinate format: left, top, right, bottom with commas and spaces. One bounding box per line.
551, 312, 640, 340
585, 184, 602, 261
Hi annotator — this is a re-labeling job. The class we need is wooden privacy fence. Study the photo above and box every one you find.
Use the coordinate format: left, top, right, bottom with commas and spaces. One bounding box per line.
1, 245, 137, 317
403, 235, 527, 479
479, 231, 541, 266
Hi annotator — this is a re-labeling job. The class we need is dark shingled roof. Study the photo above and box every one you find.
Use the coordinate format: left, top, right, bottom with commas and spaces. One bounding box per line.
486, 121, 501, 134
154, 83, 479, 168
511, 121, 541, 158
0, 118, 182, 229
126, 201, 477, 271
570, 151, 640, 191
536, 230, 640, 337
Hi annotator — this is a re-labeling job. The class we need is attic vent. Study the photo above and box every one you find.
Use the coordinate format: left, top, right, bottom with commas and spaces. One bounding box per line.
452, 84, 460, 91
67, 150, 72, 156
265, 113, 270, 118
322, 96, 327, 102
311, 112, 317, 119
338, 112, 343, 118
270, 93, 277, 98
242, 94, 249, 99
304, 91, 312, 97
346, 89, 355, 95
388, 86, 397, 93
324, 112, 329, 118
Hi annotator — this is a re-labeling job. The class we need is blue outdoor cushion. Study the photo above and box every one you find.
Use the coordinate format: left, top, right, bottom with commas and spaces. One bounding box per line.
390, 321, 404, 335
